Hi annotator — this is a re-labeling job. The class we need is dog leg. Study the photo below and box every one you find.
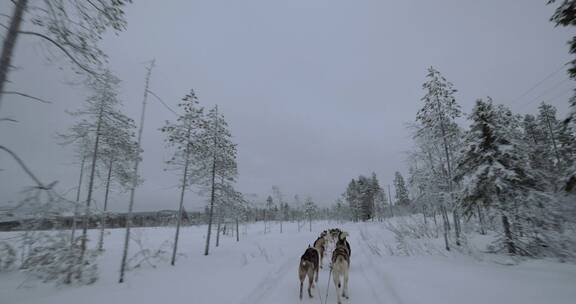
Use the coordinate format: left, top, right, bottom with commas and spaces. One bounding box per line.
343, 268, 349, 299
308, 273, 314, 298
333, 270, 342, 304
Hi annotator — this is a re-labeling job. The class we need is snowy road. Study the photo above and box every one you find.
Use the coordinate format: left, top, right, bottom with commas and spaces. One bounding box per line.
2, 221, 576, 304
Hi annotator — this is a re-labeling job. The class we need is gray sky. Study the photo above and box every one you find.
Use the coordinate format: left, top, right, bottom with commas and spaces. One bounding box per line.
0, 0, 573, 211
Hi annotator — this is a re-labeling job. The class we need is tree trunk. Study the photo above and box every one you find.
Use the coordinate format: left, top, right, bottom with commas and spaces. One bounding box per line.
263, 209, 267, 234
297, 216, 301, 232
435, 97, 460, 246
442, 204, 451, 231
387, 184, 394, 218
171, 130, 191, 265
309, 214, 312, 232
216, 202, 222, 247
513, 199, 523, 238
119, 60, 153, 283
441, 205, 450, 251
236, 217, 239, 242
204, 153, 217, 256
501, 214, 516, 255
477, 204, 486, 235
0, 0, 28, 111
66, 155, 86, 284
98, 158, 114, 251
204, 105, 219, 256
452, 209, 461, 246
80, 107, 104, 262
544, 110, 562, 167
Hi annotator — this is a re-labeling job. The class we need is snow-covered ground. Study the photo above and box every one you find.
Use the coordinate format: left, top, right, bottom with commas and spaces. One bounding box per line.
2, 221, 576, 304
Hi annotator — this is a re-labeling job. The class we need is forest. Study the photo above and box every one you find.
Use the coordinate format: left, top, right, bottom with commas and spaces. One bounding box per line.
1, 1, 575, 304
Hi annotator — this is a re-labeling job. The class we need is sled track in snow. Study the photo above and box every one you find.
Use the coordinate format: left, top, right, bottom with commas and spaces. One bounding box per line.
355, 226, 406, 304
238, 255, 295, 304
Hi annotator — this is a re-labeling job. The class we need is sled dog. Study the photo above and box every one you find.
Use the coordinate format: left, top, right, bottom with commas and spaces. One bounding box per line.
329, 228, 342, 243
331, 241, 350, 304
314, 233, 328, 268
336, 230, 351, 257
298, 246, 319, 299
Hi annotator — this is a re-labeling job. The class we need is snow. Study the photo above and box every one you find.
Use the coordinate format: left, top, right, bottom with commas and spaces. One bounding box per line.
2, 221, 576, 304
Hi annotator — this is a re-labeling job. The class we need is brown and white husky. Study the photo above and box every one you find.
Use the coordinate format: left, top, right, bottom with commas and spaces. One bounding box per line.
332, 231, 350, 304
314, 232, 328, 269
298, 246, 319, 299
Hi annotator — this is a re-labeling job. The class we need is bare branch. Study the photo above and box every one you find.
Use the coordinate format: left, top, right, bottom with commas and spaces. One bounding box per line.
0, 117, 18, 123
18, 30, 99, 75
148, 90, 177, 115
0, 145, 55, 190
2, 90, 52, 103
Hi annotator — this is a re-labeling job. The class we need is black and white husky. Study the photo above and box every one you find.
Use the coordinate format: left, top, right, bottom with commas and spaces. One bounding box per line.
298, 246, 319, 299
331, 231, 350, 304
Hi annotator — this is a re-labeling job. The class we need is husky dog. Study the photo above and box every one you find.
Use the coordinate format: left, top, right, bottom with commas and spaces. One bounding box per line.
332, 232, 351, 304
329, 228, 341, 243
336, 231, 351, 258
298, 246, 319, 299
314, 233, 328, 269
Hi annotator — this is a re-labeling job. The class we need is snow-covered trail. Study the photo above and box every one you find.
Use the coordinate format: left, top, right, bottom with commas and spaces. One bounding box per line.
238, 224, 394, 304
2, 221, 576, 304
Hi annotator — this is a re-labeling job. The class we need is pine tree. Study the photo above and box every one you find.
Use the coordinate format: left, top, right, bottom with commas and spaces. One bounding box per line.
294, 195, 304, 232
345, 179, 361, 221
522, 113, 553, 187
161, 89, 205, 265
356, 175, 372, 221
198, 105, 238, 256
393, 172, 410, 207
63, 71, 136, 262
265, 195, 274, 234
407, 123, 447, 224
304, 197, 317, 232
95, 109, 139, 252
369, 173, 385, 221
549, 0, 576, 79
416, 66, 463, 247
548, 0, 576, 192
272, 186, 285, 233
538, 103, 563, 168
455, 98, 537, 255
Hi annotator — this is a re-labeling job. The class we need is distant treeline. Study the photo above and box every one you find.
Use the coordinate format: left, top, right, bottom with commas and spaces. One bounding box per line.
0, 210, 206, 232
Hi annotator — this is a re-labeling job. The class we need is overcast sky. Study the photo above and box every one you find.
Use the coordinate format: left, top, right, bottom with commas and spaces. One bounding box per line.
0, 0, 573, 212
